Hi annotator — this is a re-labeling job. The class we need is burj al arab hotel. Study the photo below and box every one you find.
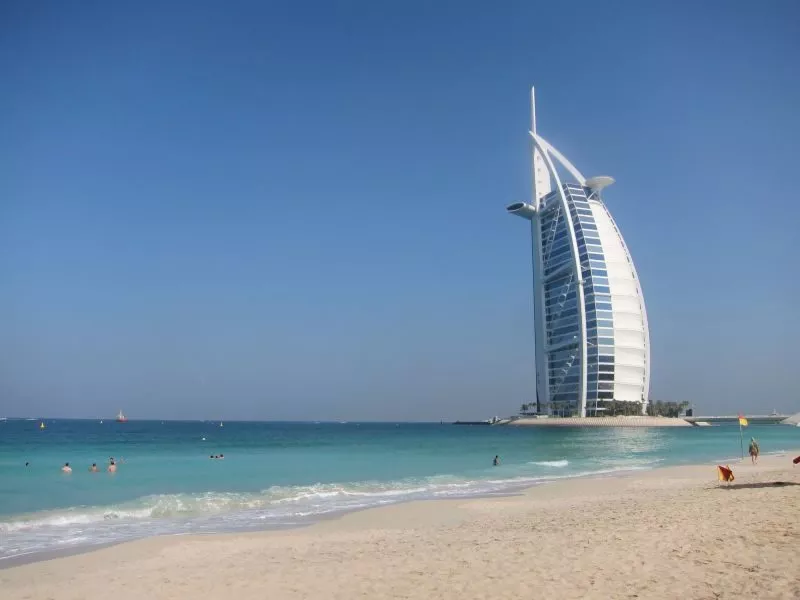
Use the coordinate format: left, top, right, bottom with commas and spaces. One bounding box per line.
506, 88, 650, 418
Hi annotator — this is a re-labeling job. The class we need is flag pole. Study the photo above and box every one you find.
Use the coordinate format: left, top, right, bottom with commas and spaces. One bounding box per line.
739, 419, 744, 460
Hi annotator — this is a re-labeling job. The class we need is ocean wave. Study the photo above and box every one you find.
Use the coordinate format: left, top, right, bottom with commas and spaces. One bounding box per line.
528, 459, 569, 468
1, 465, 654, 533
712, 450, 788, 465
0, 464, 654, 560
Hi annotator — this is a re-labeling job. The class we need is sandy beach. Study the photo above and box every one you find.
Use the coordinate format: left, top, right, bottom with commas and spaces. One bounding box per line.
2, 453, 798, 600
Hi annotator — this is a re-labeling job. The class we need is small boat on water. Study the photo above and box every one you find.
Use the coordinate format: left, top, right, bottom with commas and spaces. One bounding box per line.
116, 410, 128, 423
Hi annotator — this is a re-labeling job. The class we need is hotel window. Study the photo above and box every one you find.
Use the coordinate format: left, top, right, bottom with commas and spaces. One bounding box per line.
547, 236, 571, 252
547, 237, 571, 253
548, 247, 572, 263
546, 292, 576, 306
546, 305, 578, 318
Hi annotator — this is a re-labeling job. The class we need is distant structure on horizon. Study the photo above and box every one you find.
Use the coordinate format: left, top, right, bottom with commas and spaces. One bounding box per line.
506, 88, 650, 418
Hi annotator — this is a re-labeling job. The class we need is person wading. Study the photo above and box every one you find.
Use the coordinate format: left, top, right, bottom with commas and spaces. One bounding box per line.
748, 438, 760, 464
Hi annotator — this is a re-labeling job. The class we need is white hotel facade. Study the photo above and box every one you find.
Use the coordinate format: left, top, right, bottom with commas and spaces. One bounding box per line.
506, 89, 650, 417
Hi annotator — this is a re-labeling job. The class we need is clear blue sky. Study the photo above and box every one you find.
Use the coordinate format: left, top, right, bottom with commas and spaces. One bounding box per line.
2, 1, 798, 420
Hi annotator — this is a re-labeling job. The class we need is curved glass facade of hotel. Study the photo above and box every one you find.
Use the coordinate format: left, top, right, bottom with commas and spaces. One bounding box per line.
506, 89, 650, 417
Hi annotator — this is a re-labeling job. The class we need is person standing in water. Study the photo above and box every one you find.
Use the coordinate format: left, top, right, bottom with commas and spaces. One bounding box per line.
748, 438, 760, 464
89, 463, 98, 472
493, 455, 500, 466
108, 460, 117, 473
61, 462, 72, 474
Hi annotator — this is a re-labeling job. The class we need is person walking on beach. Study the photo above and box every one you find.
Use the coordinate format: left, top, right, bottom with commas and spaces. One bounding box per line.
748, 438, 760, 464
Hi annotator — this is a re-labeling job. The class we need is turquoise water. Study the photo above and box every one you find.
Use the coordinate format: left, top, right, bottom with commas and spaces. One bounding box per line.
1, 419, 798, 562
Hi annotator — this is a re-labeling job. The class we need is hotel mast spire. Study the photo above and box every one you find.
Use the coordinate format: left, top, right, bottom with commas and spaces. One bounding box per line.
530, 87, 551, 205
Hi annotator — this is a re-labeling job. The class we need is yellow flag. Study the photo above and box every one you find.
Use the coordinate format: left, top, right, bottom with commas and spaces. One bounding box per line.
738, 416, 748, 427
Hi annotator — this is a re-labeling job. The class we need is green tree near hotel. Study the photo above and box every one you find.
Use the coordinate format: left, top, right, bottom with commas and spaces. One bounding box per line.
646, 401, 690, 418
519, 400, 689, 417
599, 400, 644, 416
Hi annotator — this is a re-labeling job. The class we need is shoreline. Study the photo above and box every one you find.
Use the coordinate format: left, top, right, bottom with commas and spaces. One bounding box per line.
2, 452, 798, 599
0, 451, 794, 569
0, 470, 634, 570
503, 415, 693, 427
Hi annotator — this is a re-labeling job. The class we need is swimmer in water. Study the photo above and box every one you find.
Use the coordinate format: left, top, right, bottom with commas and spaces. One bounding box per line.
107, 460, 117, 473
218, 454, 224, 460
89, 463, 98, 472
62, 462, 72, 474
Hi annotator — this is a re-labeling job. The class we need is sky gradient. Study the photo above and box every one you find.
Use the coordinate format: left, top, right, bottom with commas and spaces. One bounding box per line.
2, 1, 799, 420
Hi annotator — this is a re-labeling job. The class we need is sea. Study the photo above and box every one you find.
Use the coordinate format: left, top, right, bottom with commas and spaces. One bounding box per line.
1, 419, 798, 564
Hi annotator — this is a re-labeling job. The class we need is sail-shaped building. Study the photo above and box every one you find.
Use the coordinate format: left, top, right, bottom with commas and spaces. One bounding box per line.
506, 89, 650, 417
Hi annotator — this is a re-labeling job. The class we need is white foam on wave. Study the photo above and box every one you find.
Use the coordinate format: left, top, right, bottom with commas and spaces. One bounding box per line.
529, 459, 569, 468
0, 462, 657, 560
711, 450, 788, 465
763, 450, 788, 456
